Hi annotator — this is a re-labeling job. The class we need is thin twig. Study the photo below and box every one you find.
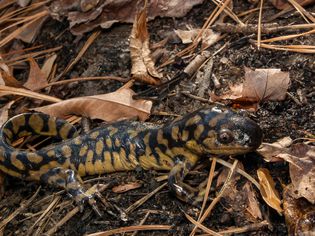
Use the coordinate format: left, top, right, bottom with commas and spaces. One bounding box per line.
190, 159, 238, 235
0, 187, 41, 231
125, 182, 167, 214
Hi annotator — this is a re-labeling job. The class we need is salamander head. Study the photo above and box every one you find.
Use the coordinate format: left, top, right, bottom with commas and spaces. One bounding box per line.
181, 106, 263, 155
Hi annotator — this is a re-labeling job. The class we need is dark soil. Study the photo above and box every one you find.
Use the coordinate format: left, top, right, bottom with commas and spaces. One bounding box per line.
0, 1, 314, 235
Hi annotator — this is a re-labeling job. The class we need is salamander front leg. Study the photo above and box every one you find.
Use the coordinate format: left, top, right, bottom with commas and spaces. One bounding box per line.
168, 160, 204, 205
40, 167, 101, 215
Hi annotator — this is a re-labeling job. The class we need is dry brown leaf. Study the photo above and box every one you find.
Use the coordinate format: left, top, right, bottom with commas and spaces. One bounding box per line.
50, 0, 204, 35
41, 54, 57, 80
243, 182, 263, 219
283, 184, 315, 235
211, 67, 290, 110
130, 6, 162, 85
112, 182, 142, 193
16, 13, 49, 43
242, 68, 290, 101
270, 0, 315, 10
258, 140, 315, 204
23, 58, 48, 91
34, 88, 152, 121
0, 101, 14, 127
289, 143, 315, 204
257, 137, 293, 162
0, 59, 22, 87
257, 168, 283, 214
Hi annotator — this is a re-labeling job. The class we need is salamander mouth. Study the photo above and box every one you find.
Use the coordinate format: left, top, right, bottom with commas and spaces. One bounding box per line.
204, 146, 257, 155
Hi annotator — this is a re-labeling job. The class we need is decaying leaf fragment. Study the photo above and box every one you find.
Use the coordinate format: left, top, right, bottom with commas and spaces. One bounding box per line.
289, 144, 315, 204
257, 136, 293, 162
259, 140, 315, 204
243, 182, 263, 220
130, 6, 162, 85
211, 68, 290, 110
34, 88, 152, 121
49, 0, 204, 35
283, 184, 315, 235
23, 58, 48, 91
0, 59, 22, 87
257, 168, 283, 214
174, 29, 221, 48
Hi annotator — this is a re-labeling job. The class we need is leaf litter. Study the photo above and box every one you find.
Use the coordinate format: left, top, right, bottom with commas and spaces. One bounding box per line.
211, 67, 291, 110
130, 4, 162, 85
0, 1, 314, 235
34, 88, 152, 122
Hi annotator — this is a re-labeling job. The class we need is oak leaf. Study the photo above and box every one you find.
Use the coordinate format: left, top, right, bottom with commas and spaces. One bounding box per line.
23, 58, 48, 91
34, 88, 152, 121
211, 67, 290, 110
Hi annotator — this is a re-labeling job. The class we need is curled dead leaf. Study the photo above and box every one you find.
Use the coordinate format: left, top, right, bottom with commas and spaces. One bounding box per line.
257, 168, 283, 214
130, 6, 162, 85
0, 59, 22, 87
34, 88, 152, 121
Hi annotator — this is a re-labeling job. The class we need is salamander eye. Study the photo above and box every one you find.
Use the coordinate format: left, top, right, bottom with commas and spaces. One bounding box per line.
218, 129, 234, 144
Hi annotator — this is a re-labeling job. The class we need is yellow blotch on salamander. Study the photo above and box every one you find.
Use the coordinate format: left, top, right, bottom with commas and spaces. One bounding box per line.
12, 115, 26, 134
171, 126, 179, 141
112, 152, 124, 171
11, 152, 25, 170
27, 153, 43, 164
46, 149, 55, 157
96, 140, 104, 155
105, 138, 112, 148
157, 129, 168, 146
79, 145, 88, 156
29, 114, 43, 133
59, 124, 73, 140
181, 129, 189, 141
114, 138, 120, 147
78, 163, 86, 176
185, 115, 201, 127
90, 131, 99, 139
0, 165, 21, 178
85, 150, 95, 175
109, 127, 118, 136
74, 138, 82, 145
46, 118, 57, 136
94, 159, 106, 173
103, 151, 115, 172
194, 124, 204, 140
3, 128, 13, 139
61, 145, 72, 158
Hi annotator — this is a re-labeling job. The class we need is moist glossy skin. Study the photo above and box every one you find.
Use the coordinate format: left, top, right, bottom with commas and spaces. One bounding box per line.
0, 106, 263, 204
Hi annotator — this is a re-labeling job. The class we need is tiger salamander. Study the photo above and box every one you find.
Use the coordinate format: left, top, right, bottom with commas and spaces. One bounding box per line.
0, 106, 262, 207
